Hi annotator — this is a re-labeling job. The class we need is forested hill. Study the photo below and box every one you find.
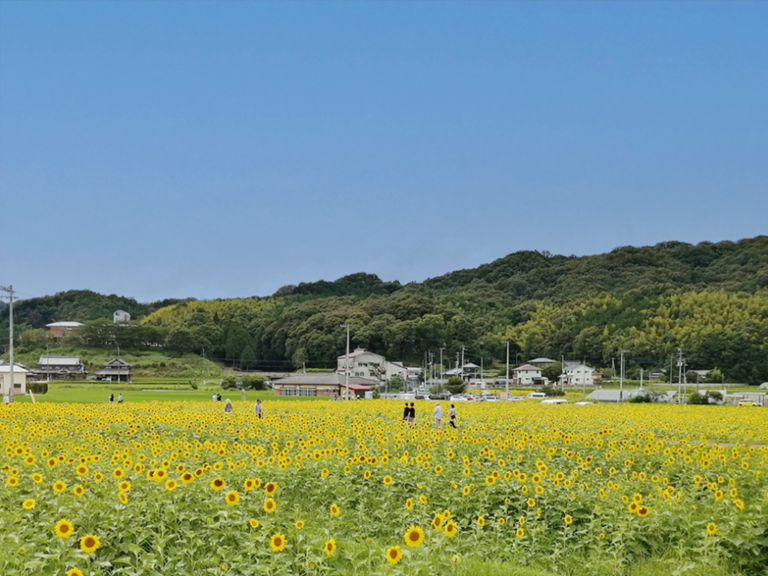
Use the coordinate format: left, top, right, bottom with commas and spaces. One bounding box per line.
0, 290, 190, 328
420, 237, 768, 298
3, 237, 768, 383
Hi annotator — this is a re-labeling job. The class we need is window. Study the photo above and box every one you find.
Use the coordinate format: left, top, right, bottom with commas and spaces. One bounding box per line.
281, 387, 298, 396
299, 388, 316, 397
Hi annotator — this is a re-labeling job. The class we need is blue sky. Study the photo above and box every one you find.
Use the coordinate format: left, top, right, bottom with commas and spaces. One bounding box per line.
1, 1, 766, 302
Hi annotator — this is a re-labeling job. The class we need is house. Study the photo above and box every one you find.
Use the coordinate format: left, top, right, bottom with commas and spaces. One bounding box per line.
513, 364, 543, 386
561, 363, 595, 386
45, 321, 83, 338
32, 356, 87, 381
337, 348, 388, 380
528, 357, 557, 368
95, 358, 132, 382
385, 361, 409, 381
445, 363, 480, 379
0, 362, 28, 396
688, 369, 711, 383
113, 310, 131, 323
272, 373, 378, 398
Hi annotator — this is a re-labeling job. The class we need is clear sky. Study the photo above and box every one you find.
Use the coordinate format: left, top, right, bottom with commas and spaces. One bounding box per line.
1, 1, 766, 303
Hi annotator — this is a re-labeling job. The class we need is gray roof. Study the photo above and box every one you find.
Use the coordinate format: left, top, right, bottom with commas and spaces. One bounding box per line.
38, 356, 83, 366
587, 389, 646, 402
104, 358, 132, 368
513, 364, 541, 372
274, 373, 378, 387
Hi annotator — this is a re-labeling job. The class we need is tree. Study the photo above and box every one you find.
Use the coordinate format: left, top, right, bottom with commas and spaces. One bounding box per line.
225, 327, 252, 362
446, 376, 466, 395
240, 344, 257, 369
541, 362, 562, 383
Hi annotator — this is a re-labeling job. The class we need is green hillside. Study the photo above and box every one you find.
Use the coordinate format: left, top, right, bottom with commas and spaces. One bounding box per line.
3, 237, 767, 383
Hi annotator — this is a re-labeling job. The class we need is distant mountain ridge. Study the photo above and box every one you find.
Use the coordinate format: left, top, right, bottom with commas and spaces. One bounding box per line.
3, 236, 767, 383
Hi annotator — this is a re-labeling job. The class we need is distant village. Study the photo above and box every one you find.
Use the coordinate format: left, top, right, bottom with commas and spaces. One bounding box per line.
1, 309, 766, 407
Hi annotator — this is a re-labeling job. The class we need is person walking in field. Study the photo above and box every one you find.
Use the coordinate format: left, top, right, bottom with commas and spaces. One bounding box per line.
254, 399, 262, 419
449, 404, 457, 428
109, 393, 114, 404
117, 393, 123, 405
224, 399, 233, 413
402, 402, 409, 422
409, 402, 416, 424
434, 401, 443, 428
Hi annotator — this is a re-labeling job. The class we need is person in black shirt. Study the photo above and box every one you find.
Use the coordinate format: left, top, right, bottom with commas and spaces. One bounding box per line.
402, 402, 409, 422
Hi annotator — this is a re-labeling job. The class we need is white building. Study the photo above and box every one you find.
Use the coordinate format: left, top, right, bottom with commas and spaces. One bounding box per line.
385, 361, 409, 381
113, 310, 131, 323
562, 363, 595, 386
0, 362, 28, 396
513, 364, 543, 385
337, 348, 388, 381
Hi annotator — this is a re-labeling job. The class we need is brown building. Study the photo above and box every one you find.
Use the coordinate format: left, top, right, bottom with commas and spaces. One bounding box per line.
272, 373, 377, 398
32, 356, 87, 381
95, 358, 132, 382
45, 321, 84, 338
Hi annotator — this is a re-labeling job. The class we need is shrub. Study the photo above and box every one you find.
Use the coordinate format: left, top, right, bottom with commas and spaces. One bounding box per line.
541, 385, 565, 397
27, 381, 48, 395
446, 377, 466, 395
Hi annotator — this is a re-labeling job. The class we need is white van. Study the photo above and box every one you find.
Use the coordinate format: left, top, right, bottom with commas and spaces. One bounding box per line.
541, 398, 568, 405
526, 392, 547, 399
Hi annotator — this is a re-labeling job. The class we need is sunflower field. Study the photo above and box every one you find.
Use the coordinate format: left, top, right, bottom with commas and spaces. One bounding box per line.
1, 400, 767, 576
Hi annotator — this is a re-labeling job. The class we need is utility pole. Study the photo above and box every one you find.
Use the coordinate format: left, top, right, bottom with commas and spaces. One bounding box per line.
501, 340, 510, 400
619, 350, 629, 402
460, 346, 465, 382
0, 286, 14, 402
340, 324, 350, 400
439, 347, 444, 385
677, 348, 684, 404
640, 367, 643, 391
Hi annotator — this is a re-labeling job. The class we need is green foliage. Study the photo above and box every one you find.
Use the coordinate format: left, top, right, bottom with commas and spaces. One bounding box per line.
27, 381, 48, 395
541, 362, 562, 382
540, 385, 565, 397
274, 272, 401, 298
446, 376, 466, 394
688, 390, 724, 405
386, 374, 405, 392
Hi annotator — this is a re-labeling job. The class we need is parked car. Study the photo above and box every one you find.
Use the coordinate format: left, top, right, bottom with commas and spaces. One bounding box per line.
574, 401, 594, 406
506, 395, 524, 402
541, 398, 568, 405
526, 392, 547, 399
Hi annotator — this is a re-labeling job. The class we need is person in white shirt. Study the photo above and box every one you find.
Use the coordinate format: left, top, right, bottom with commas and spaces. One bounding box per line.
254, 399, 262, 419
449, 404, 457, 428
434, 401, 443, 428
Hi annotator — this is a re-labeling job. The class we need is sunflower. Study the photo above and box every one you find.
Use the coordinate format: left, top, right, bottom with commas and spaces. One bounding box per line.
112, 468, 124, 480
264, 498, 277, 513
637, 506, 650, 518
54, 519, 75, 539
181, 472, 194, 484
76, 465, 88, 476
363, 470, 372, 480
165, 479, 178, 491
462, 486, 471, 496
564, 515, 573, 525
405, 498, 414, 510
295, 520, 305, 530
527, 498, 536, 508
320, 468, 330, 478
419, 495, 428, 505
431, 514, 443, 530
404, 525, 424, 547
385, 545, 403, 565
31, 473, 43, 484
249, 518, 260, 529
329, 503, 340, 517
243, 478, 255, 491
210, 478, 226, 491
707, 522, 718, 535
516, 528, 525, 538
22, 499, 35, 510
270, 532, 286, 552
73, 485, 84, 497
80, 534, 101, 554
52, 480, 66, 493
324, 538, 337, 557
264, 482, 277, 496
383, 475, 393, 486
118, 493, 128, 505
444, 520, 458, 537
66, 569, 84, 576
477, 516, 486, 527
119, 481, 131, 493
485, 475, 496, 486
